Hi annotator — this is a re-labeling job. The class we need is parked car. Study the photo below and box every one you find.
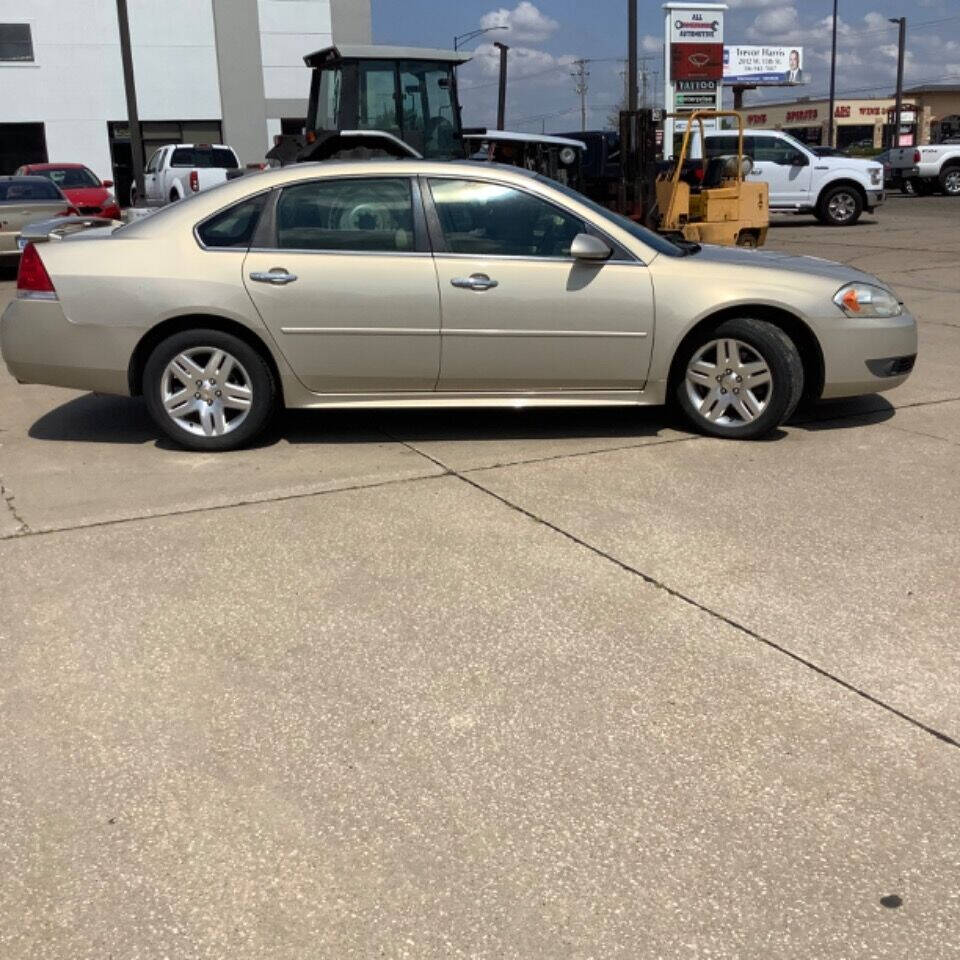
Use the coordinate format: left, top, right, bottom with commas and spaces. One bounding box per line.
0, 176, 79, 261
132, 143, 240, 206
704, 129, 885, 225
15, 163, 121, 219
1, 161, 916, 449
888, 143, 960, 196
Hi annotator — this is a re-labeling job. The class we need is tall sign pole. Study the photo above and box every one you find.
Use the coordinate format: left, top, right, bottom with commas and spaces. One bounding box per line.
116, 0, 145, 205
827, 0, 839, 148
664, 3, 727, 157
890, 17, 906, 149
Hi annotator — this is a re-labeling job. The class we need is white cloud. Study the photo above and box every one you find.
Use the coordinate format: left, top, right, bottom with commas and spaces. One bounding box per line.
746, 5, 800, 41
640, 34, 662, 54
464, 42, 574, 82
479, 2, 559, 43
726, 0, 786, 7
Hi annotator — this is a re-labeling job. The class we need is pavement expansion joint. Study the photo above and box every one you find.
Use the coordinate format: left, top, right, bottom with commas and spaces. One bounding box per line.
0, 480, 29, 536
392, 436, 960, 753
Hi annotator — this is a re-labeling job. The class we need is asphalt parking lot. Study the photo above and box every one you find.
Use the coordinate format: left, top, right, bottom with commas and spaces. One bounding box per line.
1, 194, 958, 958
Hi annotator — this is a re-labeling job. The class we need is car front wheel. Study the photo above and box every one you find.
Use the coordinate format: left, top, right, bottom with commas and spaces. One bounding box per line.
817, 185, 864, 226
676, 318, 804, 440
143, 329, 277, 451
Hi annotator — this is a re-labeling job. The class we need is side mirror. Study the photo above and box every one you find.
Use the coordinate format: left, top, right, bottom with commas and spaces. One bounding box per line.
790, 153, 809, 167
102, 179, 114, 188
570, 233, 612, 262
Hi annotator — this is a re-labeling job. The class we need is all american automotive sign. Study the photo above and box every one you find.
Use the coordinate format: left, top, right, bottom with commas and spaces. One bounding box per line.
670, 9, 724, 44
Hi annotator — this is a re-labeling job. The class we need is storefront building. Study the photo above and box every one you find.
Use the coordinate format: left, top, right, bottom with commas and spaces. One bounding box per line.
736, 85, 960, 149
0, 0, 371, 200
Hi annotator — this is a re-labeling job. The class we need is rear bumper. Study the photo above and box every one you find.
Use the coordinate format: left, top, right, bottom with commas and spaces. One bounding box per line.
814, 308, 918, 399
1, 296, 138, 395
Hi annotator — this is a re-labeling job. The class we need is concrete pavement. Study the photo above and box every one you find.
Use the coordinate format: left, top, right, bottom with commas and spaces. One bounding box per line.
1, 193, 959, 958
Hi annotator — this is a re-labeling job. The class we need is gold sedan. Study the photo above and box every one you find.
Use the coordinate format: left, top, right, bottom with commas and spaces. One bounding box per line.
1, 161, 917, 450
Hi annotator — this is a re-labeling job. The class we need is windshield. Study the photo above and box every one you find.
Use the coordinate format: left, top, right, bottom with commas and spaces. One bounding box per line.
0, 179, 62, 201
535, 174, 686, 258
36, 167, 100, 189
170, 147, 238, 169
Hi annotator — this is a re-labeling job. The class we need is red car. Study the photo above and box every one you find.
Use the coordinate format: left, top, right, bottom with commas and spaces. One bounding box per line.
15, 163, 121, 220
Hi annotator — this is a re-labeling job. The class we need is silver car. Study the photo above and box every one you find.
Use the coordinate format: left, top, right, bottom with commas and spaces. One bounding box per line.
1, 160, 917, 451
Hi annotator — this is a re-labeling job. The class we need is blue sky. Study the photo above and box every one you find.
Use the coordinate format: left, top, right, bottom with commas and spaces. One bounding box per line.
371, 0, 960, 130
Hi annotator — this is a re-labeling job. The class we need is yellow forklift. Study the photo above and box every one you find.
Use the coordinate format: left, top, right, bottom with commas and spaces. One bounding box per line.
654, 110, 769, 248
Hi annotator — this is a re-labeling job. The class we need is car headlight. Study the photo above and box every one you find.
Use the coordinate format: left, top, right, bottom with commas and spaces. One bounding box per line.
870, 167, 882, 185
834, 282, 902, 318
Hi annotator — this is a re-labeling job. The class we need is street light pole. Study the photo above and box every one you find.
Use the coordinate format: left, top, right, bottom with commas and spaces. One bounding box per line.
453, 25, 507, 51
889, 17, 907, 149
116, 0, 145, 205
827, 0, 839, 148
494, 42, 509, 129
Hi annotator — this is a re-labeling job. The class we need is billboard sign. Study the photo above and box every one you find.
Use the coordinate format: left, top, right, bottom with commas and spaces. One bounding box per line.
671, 10, 724, 43
672, 43, 724, 80
723, 46, 805, 85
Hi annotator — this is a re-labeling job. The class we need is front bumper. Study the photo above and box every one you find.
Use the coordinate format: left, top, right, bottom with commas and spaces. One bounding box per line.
1, 296, 139, 395
814, 307, 918, 399
866, 189, 885, 209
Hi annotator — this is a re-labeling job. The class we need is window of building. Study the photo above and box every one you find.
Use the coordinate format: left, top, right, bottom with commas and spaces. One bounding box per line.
0, 23, 33, 62
275, 178, 415, 252
428, 179, 585, 258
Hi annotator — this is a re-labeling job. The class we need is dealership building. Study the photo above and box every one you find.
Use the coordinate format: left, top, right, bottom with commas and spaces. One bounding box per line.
0, 0, 371, 200
737, 85, 960, 149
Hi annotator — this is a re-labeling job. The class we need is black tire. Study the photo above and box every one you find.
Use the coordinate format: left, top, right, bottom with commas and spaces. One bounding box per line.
169, 189, 180, 203
939, 165, 960, 197
914, 178, 936, 197
675, 318, 804, 440
816, 184, 864, 226
901, 178, 917, 196
143, 328, 277, 452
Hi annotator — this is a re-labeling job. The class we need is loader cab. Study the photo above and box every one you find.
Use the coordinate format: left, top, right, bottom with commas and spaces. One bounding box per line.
297, 44, 472, 162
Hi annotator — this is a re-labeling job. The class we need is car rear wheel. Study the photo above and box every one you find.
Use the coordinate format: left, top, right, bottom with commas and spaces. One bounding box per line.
676, 318, 804, 440
940, 166, 960, 196
143, 329, 277, 451
816, 185, 864, 226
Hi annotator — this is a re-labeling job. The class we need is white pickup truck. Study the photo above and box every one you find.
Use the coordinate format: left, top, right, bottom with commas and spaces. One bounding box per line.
888, 143, 960, 197
703, 129, 885, 226
131, 143, 240, 206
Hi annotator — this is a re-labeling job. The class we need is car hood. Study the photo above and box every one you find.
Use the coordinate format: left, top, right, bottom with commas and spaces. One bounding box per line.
685, 244, 884, 287
61, 186, 111, 206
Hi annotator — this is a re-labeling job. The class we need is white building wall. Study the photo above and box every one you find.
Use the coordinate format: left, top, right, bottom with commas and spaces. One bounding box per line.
258, 0, 332, 103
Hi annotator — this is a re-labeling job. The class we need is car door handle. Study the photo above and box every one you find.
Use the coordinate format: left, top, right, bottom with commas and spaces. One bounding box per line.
451, 274, 498, 291
249, 270, 298, 285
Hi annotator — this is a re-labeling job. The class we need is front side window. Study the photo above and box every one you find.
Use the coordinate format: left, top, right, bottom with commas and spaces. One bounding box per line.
428, 179, 585, 258
311, 68, 341, 131
356, 61, 401, 139
399, 61, 458, 159
197, 194, 267, 249
275, 178, 415, 253
749, 136, 800, 165
0, 23, 33, 62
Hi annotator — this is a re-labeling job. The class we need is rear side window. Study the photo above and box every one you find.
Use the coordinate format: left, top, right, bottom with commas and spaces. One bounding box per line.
705, 136, 740, 158
0, 179, 62, 201
171, 147, 239, 170
274, 178, 415, 252
196, 193, 267, 248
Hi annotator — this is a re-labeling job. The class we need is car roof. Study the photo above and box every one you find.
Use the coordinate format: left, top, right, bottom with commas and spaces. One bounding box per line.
21, 162, 87, 169
0, 175, 60, 182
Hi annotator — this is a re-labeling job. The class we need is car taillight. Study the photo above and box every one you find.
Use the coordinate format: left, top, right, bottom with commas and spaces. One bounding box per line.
16, 243, 57, 299
913, 150, 922, 163
189, 170, 200, 193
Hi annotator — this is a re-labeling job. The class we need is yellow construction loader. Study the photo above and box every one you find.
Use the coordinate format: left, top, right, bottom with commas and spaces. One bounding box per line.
655, 111, 769, 247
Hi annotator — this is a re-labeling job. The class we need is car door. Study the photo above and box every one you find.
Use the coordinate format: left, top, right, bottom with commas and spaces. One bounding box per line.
745, 135, 812, 207
425, 176, 654, 392
143, 149, 163, 202
242, 175, 441, 394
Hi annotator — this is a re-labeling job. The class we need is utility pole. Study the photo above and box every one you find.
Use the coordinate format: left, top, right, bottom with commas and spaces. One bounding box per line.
889, 17, 907, 149
494, 41, 509, 129
627, 0, 638, 114
572, 59, 589, 131
116, 0, 145, 205
827, 0, 839, 147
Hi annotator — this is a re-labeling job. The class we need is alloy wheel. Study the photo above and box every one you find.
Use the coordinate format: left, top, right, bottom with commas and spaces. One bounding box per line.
685, 338, 773, 427
827, 191, 857, 223
944, 169, 960, 195
160, 347, 253, 437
